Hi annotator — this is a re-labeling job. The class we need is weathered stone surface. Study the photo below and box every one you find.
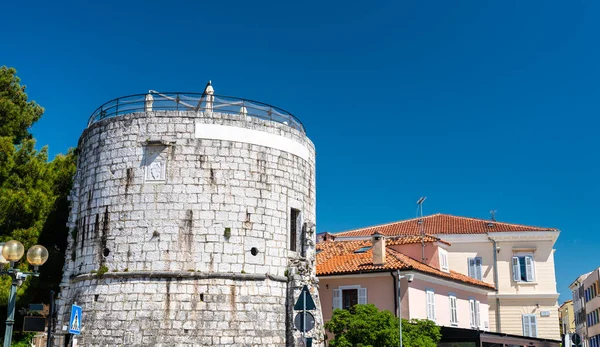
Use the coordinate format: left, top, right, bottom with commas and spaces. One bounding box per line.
55, 110, 323, 346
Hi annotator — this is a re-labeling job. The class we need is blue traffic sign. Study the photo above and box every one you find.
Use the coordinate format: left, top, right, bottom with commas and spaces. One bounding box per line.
294, 286, 316, 311
69, 305, 82, 335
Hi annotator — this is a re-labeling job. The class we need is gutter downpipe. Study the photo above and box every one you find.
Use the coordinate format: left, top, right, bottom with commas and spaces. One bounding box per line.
397, 270, 403, 347
391, 271, 398, 317
489, 236, 501, 333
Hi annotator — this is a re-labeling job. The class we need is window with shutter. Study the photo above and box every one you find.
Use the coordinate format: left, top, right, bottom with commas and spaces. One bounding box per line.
469, 299, 476, 328
522, 314, 537, 337
449, 295, 458, 325
586, 289, 590, 302
468, 257, 482, 280
333, 289, 342, 310
475, 301, 481, 328
358, 288, 367, 304
439, 249, 449, 272
513, 254, 535, 282
426, 290, 435, 321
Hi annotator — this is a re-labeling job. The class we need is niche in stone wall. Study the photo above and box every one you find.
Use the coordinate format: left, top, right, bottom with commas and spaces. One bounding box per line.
143, 143, 168, 182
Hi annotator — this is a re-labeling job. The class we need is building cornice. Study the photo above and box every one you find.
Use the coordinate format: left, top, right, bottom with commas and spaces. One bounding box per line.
429, 231, 560, 244
488, 231, 560, 243
488, 293, 560, 300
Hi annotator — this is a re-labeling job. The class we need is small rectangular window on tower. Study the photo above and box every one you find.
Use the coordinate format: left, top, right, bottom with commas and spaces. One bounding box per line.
290, 208, 301, 251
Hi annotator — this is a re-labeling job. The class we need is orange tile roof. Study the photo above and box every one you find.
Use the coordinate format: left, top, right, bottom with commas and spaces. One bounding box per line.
335, 213, 557, 238
316, 240, 494, 290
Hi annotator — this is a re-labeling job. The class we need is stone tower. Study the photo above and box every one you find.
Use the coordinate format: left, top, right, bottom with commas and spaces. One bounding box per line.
54, 86, 323, 346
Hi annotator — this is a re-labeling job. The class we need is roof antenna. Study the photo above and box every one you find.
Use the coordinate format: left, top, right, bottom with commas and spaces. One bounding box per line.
417, 197, 427, 262
490, 210, 497, 222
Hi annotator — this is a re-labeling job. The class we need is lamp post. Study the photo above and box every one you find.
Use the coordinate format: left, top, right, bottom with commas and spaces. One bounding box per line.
0, 240, 49, 347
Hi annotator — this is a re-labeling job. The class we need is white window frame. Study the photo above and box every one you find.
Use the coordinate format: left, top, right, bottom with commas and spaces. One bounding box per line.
448, 293, 458, 326
426, 289, 436, 321
333, 285, 367, 310
512, 253, 535, 282
522, 314, 538, 337
468, 257, 482, 281
439, 249, 449, 272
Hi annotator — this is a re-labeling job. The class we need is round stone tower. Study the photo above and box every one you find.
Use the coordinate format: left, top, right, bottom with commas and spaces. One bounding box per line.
54, 86, 323, 346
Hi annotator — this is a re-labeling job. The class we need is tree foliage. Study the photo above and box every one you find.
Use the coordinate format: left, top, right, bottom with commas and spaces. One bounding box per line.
325, 304, 441, 347
0, 66, 76, 344
0, 67, 43, 144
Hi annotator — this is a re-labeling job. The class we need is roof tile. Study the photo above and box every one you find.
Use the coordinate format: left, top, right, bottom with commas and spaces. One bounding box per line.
335, 213, 557, 238
316, 239, 494, 290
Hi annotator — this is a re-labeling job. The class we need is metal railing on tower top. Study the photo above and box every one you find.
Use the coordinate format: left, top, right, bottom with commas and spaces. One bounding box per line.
87, 92, 305, 134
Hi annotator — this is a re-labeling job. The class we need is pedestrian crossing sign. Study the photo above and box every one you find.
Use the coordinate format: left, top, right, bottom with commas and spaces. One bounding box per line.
69, 305, 82, 335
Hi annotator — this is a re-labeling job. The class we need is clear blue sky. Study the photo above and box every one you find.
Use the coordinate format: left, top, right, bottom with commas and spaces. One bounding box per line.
2, 0, 599, 302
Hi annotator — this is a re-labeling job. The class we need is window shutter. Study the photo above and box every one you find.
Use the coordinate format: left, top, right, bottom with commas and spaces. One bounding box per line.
512, 257, 520, 281
475, 258, 482, 280
586, 289, 589, 302
431, 292, 436, 320
426, 291, 435, 320
426, 292, 431, 319
530, 315, 537, 337
475, 301, 481, 328
468, 258, 474, 278
333, 289, 342, 310
449, 296, 458, 324
525, 256, 534, 281
358, 288, 367, 304
469, 299, 475, 327
522, 315, 530, 336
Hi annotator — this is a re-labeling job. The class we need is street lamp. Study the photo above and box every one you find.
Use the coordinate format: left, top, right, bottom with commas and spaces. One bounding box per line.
396, 271, 414, 347
0, 240, 49, 347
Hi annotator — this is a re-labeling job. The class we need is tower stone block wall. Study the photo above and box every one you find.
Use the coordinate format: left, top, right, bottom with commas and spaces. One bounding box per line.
54, 108, 323, 346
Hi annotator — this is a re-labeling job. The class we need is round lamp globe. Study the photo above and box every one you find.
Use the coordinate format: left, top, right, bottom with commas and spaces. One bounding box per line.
2, 240, 25, 262
27, 245, 49, 266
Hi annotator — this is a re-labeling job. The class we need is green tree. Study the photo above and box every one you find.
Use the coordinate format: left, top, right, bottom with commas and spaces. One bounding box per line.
325, 304, 441, 347
0, 66, 77, 345
0, 67, 44, 144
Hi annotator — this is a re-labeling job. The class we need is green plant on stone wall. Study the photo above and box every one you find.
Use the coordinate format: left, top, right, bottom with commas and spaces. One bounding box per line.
96, 265, 109, 277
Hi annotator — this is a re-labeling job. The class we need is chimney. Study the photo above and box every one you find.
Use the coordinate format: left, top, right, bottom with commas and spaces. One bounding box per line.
372, 232, 386, 266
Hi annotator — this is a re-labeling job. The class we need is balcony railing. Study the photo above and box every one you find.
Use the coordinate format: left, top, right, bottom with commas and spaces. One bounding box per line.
87, 92, 305, 134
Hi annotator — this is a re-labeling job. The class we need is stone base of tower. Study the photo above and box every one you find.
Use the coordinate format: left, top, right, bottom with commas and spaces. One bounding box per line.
54, 274, 297, 346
